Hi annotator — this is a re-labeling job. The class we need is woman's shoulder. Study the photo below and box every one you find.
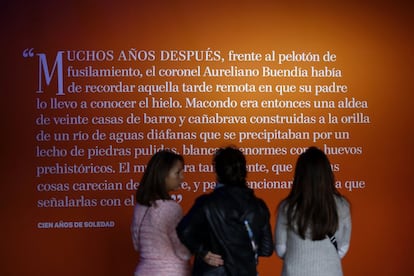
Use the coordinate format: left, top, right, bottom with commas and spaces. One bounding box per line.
151, 200, 184, 227
276, 198, 288, 209
153, 199, 182, 213
334, 195, 351, 216
334, 194, 350, 206
276, 199, 289, 215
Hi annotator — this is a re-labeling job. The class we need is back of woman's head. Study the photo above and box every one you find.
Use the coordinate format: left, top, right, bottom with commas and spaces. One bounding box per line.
136, 150, 184, 206
213, 146, 247, 187
292, 146, 336, 197
286, 146, 339, 240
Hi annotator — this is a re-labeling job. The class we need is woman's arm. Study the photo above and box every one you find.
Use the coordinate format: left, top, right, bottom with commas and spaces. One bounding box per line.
336, 200, 352, 258
130, 204, 146, 252
275, 202, 288, 258
176, 195, 209, 255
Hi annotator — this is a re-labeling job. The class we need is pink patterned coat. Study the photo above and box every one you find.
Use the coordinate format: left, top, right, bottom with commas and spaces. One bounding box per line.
131, 200, 191, 276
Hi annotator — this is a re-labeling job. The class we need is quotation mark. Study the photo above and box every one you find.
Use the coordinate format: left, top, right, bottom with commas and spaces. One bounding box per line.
23, 48, 35, 58
171, 194, 183, 203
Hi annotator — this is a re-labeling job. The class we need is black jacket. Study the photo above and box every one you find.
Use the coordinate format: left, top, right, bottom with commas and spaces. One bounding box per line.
177, 185, 273, 276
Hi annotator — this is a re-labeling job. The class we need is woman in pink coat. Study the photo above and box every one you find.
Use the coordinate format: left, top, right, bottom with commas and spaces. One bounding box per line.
131, 150, 191, 276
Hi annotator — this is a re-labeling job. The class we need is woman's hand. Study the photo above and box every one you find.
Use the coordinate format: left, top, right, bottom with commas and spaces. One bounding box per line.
203, 251, 224, 267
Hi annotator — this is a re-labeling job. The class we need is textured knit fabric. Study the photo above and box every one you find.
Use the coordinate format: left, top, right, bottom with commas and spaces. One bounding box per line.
131, 200, 191, 276
275, 196, 351, 276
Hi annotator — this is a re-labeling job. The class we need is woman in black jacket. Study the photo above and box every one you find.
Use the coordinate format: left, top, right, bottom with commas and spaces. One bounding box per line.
177, 146, 274, 276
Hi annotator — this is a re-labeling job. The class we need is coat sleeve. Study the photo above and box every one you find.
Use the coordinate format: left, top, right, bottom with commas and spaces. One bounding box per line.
130, 204, 144, 252
257, 200, 274, 257
176, 195, 209, 257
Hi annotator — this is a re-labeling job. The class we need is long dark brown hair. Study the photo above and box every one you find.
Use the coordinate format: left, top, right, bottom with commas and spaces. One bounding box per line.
136, 150, 184, 206
284, 146, 342, 240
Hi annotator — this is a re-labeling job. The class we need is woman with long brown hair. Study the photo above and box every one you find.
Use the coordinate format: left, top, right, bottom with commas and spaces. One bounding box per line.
275, 146, 351, 276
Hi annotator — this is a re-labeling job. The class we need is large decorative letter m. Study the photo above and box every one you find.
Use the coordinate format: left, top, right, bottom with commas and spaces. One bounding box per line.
37, 51, 64, 95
